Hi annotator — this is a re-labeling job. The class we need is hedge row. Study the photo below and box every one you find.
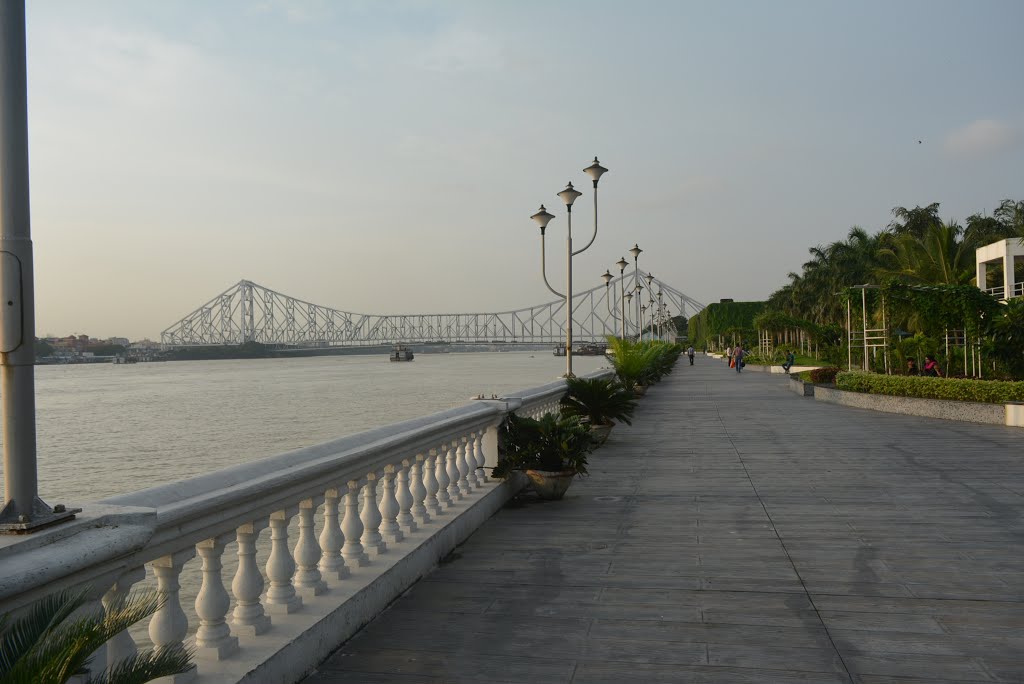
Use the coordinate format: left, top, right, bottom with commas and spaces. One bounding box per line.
836, 371, 1024, 404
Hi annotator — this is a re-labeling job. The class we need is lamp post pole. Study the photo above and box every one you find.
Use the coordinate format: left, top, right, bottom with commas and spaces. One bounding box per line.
634, 283, 643, 339
0, 1, 74, 532
629, 244, 642, 339
624, 292, 633, 334
601, 270, 615, 339
615, 257, 628, 340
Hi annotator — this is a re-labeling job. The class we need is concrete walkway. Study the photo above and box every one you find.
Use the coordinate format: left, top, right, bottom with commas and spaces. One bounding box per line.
305, 357, 1024, 683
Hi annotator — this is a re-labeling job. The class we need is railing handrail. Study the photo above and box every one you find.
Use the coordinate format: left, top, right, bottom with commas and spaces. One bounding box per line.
95, 368, 609, 565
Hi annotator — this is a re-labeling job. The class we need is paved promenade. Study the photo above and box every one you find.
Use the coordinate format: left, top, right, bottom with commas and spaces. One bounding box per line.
306, 357, 1024, 683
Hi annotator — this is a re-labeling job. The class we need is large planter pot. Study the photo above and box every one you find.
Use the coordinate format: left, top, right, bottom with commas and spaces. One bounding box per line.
525, 469, 577, 500
590, 422, 614, 445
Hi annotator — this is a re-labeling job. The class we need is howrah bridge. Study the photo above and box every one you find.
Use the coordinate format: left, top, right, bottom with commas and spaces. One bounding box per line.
160, 271, 705, 347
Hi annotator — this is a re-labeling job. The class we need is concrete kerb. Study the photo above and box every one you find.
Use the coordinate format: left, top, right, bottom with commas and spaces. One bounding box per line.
809, 384, 1010, 426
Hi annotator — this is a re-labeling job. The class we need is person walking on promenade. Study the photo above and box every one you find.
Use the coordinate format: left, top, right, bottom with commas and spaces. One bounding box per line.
733, 344, 745, 373
687, 345, 695, 365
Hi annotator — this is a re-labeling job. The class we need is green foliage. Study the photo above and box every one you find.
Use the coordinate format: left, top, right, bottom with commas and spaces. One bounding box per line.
742, 349, 784, 365
837, 371, 1024, 404
606, 338, 682, 390
687, 301, 765, 348
984, 298, 1024, 378
809, 367, 841, 384
561, 376, 637, 426
0, 588, 192, 684
761, 197, 1024, 379
492, 412, 595, 479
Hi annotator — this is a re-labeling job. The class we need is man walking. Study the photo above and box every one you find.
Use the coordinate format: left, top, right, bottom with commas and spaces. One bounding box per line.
733, 344, 744, 373
687, 345, 695, 365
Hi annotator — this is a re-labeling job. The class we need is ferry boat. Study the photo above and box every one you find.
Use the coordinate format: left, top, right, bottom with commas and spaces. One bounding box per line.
389, 345, 414, 362
552, 343, 605, 357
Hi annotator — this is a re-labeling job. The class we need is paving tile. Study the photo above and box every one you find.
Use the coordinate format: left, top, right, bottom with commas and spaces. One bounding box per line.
301, 359, 1024, 684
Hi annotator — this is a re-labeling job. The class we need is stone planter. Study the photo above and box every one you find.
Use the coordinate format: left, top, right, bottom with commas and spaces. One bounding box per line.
525, 469, 577, 500
590, 422, 614, 445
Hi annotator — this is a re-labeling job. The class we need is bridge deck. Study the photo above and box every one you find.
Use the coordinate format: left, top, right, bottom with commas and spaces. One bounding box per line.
305, 357, 1024, 683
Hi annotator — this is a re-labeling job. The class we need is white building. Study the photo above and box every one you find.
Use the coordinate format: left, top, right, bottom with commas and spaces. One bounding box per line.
976, 238, 1024, 300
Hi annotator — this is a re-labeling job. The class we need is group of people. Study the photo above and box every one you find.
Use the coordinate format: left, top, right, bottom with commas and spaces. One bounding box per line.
907, 355, 942, 377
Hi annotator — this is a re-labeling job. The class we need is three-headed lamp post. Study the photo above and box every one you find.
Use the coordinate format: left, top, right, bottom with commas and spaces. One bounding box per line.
530, 157, 608, 377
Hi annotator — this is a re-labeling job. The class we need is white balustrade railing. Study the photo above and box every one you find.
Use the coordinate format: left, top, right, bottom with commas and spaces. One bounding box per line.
0, 370, 611, 683
984, 285, 1006, 298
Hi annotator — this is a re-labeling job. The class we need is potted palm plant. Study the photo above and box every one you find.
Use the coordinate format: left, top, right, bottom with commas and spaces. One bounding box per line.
492, 412, 596, 500
561, 376, 637, 444
606, 337, 657, 395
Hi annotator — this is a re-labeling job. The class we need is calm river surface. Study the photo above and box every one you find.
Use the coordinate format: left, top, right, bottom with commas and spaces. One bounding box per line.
25, 351, 608, 504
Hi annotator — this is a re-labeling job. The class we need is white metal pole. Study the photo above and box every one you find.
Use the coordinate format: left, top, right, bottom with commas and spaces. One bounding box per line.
619, 270, 626, 340
565, 207, 573, 377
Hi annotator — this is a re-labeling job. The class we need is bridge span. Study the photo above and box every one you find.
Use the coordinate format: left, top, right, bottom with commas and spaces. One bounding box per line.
160, 272, 704, 347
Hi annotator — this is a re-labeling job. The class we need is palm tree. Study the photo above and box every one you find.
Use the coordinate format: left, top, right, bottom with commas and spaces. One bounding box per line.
0, 588, 192, 684
888, 203, 942, 239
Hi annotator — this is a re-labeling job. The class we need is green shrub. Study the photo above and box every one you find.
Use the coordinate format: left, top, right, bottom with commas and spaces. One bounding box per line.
561, 376, 637, 426
836, 371, 1024, 404
809, 367, 841, 384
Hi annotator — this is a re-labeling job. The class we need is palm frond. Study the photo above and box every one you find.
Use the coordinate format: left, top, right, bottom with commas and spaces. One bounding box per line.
87, 645, 193, 684
0, 588, 90, 676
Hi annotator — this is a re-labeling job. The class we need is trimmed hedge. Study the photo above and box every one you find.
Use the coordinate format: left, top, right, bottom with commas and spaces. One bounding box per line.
809, 367, 841, 384
836, 371, 1024, 404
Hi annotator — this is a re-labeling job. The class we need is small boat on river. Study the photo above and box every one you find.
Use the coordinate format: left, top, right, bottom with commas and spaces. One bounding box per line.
389, 345, 414, 362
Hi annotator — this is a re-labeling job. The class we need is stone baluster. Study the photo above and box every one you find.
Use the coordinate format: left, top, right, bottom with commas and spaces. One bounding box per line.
456, 436, 472, 496
464, 431, 480, 489
102, 567, 146, 668
319, 487, 350, 580
149, 550, 198, 682
341, 480, 370, 567
264, 509, 302, 614
195, 535, 239, 660
410, 453, 431, 525
294, 498, 328, 598
433, 446, 452, 510
473, 430, 488, 484
396, 458, 417, 534
360, 473, 387, 555
231, 521, 271, 635
445, 441, 461, 504
379, 465, 404, 543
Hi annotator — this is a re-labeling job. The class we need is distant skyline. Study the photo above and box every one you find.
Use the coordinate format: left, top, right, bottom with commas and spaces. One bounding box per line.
24, 0, 1024, 339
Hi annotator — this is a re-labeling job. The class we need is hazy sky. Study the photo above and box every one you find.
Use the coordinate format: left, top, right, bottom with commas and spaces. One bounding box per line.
24, 0, 1024, 339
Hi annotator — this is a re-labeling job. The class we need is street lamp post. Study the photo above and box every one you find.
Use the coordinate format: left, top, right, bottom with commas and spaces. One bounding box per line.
634, 282, 643, 339
0, 1, 75, 532
629, 244, 642, 339
601, 270, 615, 338
657, 289, 664, 339
644, 273, 655, 340
615, 257, 628, 339
530, 157, 607, 377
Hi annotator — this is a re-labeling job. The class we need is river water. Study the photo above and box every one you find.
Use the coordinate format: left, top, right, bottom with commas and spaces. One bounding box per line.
25, 351, 608, 504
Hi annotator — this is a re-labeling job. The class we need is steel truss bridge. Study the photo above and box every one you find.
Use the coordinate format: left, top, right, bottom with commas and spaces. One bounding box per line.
160, 273, 705, 348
